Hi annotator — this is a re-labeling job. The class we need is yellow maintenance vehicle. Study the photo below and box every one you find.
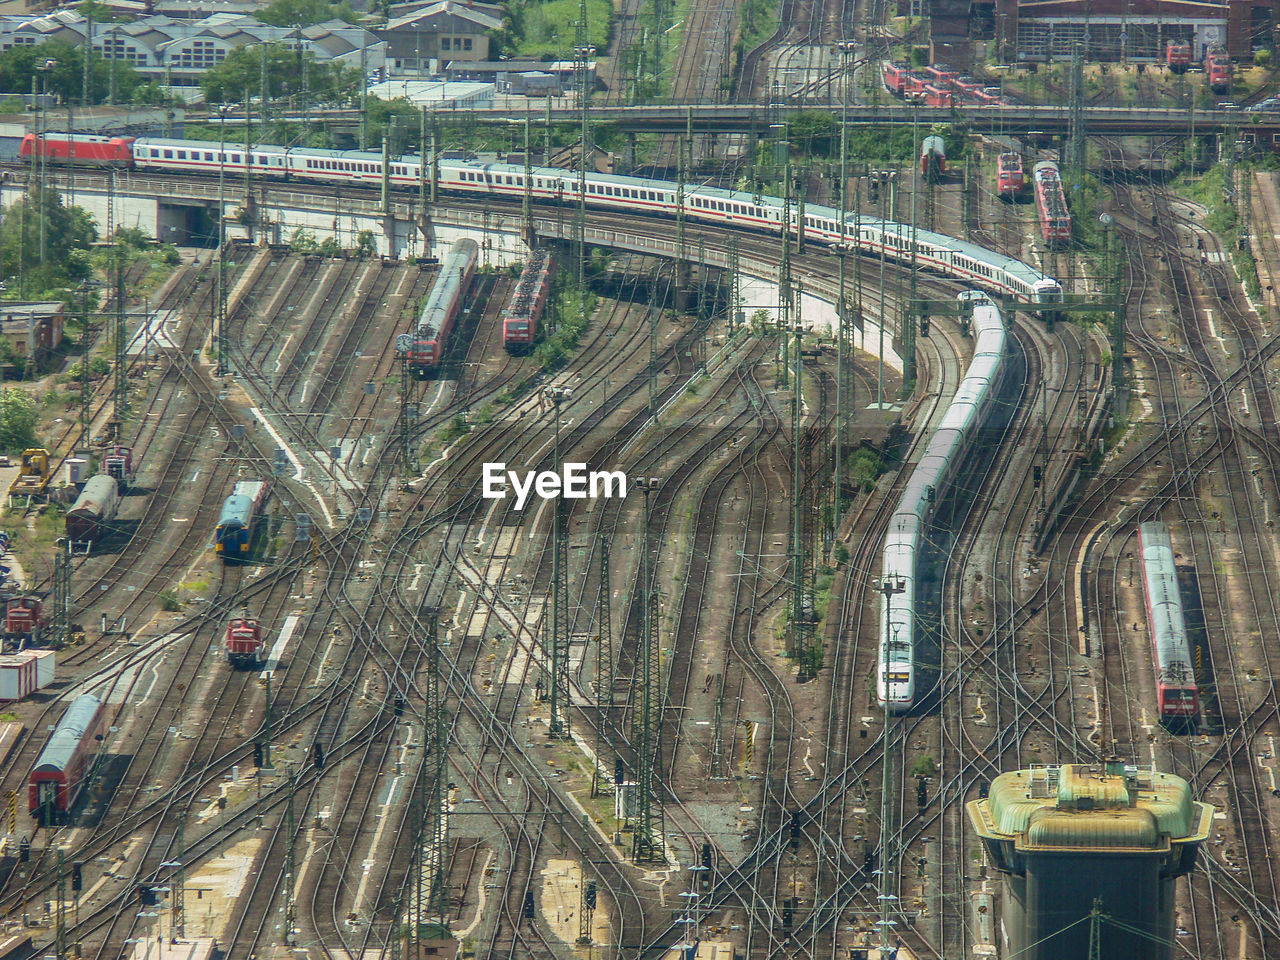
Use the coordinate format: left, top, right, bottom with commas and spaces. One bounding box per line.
8, 448, 51, 504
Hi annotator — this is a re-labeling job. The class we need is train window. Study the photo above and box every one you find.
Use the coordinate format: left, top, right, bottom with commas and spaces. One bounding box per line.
177, 150, 186, 159
231, 154, 240, 162
164, 149, 173, 158
151, 149, 159, 157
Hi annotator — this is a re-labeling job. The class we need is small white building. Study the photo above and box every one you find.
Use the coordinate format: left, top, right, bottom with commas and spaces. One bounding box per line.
0, 649, 54, 701
367, 79, 494, 110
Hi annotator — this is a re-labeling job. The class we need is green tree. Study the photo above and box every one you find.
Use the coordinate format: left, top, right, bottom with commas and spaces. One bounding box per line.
200, 43, 360, 105
0, 188, 97, 296
253, 0, 359, 26
0, 389, 38, 452
355, 230, 376, 259
0, 39, 145, 104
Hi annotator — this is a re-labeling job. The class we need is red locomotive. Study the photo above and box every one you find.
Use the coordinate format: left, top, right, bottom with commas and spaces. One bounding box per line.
924, 63, 957, 86
1206, 49, 1233, 94
883, 62, 910, 96
1033, 161, 1071, 245
502, 249, 554, 355
923, 85, 953, 108
20, 134, 135, 165
921, 136, 947, 181
1165, 39, 1192, 73
103, 445, 133, 494
997, 153, 1025, 199
3, 598, 44, 645
226, 615, 263, 669
29, 693, 106, 824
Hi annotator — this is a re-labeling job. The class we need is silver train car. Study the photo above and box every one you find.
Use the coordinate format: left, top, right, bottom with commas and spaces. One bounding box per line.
877, 294, 1007, 711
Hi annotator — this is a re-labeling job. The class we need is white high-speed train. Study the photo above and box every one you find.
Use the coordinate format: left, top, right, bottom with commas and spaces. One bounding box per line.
65, 137, 1066, 306
877, 292, 1007, 712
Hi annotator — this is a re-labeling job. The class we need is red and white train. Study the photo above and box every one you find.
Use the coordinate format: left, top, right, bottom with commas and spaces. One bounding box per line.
226, 615, 263, 669
1033, 161, 1071, 245
29, 693, 106, 823
1137, 521, 1200, 730
502, 248, 554, 354
407, 237, 479, 378
996, 152, 1025, 199
3, 597, 45, 646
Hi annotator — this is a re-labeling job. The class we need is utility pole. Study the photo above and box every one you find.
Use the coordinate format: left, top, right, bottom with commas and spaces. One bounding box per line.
577, 815, 595, 948
779, 168, 792, 385
522, 109, 534, 247
399, 350, 417, 476
575, 0, 590, 314
546, 387, 572, 739
1068, 42, 1087, 174
172, 812, 186, 940
631, 476, 664, 861
112, 227, 128, 421
50, 538, 71, 649
709, 673, 726, 778
282, 764, 296, 944
833, 46, 851, 543
55, 847, 65, 960
423, 607, 449, 923
591, 537, 614, 797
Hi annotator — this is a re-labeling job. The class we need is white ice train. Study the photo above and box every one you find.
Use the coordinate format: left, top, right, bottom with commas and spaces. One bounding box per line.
100, 138, 1064, 306
877, 293, 1007, 711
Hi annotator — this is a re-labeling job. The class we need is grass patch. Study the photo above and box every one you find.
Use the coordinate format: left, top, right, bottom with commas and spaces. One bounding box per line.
534, 269, 598, 371
501, 0, 611, 60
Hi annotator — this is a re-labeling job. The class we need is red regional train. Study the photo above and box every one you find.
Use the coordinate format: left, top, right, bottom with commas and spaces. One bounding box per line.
1033, 161, 1071, 245
1137, 522, 1200, 730
996, 153, 1025, 199
226, 615, 263, 669
1206, 48, 1233, 94
921, 136, 946, 181
407, 237, 479, 378
1165, 39, 1192, 73
502, 248, 554, 354
29, 693, 106, 823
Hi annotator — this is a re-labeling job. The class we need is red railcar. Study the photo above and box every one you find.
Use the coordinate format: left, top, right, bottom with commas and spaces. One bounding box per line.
904, 75, 927, 98
20, 134, 135, 165
29, 694, 105, 824
3, 598, 43, 645
997, 153, 1025, 199
1165, 39, 1192, 73
408, 237, 479, 379
226, 616, 263, 669
1137, 522, 1200, 730
1206, 49, 1233, 93
921, 136, 946, 181
883, 62, 910, 95
1033, 161, 1071, 245
502, 249, 554, 354
102, 445, 133, 494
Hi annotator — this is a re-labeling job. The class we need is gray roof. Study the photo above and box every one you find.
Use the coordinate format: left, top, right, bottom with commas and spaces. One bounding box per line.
33, 694, 101, 774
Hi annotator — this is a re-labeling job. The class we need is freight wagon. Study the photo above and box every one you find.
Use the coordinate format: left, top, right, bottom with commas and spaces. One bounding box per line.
65, 474, 120, 545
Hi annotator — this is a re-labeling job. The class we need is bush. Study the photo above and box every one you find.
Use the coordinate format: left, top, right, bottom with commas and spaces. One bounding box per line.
158, 589, 182, 612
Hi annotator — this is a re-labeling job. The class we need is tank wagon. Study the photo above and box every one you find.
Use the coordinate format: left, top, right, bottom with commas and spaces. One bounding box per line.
877, 293, 1006, 711
215, 480, 268, 563
1033, 161, 1071, 245
1137, 521, 1199, 729
29, 693, 106, 824
503, 249, 554, 354
65, 474, 120, 545
407, 238, 479, 379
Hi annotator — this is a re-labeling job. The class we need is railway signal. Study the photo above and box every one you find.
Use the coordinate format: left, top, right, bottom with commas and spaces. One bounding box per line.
312, 743, 325, 770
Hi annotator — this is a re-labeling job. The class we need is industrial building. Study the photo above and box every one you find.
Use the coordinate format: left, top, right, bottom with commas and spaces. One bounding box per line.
986, 0, 1280, 62
967, 761, 1213, 960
